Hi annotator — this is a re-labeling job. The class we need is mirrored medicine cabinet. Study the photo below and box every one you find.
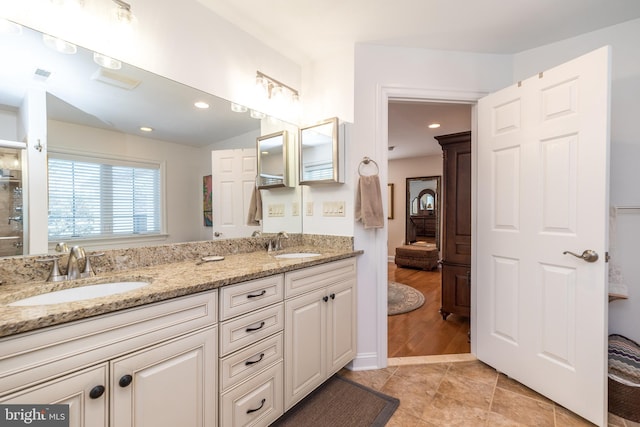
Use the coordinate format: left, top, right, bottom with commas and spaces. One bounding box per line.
299, 117, 343, 185
257, 130, 290, 189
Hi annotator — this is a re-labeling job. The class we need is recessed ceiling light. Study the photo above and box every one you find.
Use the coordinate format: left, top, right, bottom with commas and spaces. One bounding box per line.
194, 101, 210, 109
428, 123, 441, 129
139, 126, 153, 132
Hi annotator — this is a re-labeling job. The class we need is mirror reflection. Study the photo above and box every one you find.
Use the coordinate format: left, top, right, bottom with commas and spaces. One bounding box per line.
0, 145, 24, 256
0, 21, 302, 256
257, 130, 289, 188
299, 117, 341, 184
406, 176, 440, 250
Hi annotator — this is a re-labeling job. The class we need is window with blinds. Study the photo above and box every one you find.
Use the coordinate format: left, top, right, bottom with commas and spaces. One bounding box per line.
48, 154, 161, 240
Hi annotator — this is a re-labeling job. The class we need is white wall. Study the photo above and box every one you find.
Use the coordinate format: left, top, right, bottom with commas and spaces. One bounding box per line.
0, 109, 18, 141
513, 18, 640, 343
387, 155, 443, 257
351, 44, 512, 369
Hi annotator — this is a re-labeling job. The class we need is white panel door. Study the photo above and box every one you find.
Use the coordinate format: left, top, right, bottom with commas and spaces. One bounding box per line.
477, 47, 610, 426
211, 148, 259, 239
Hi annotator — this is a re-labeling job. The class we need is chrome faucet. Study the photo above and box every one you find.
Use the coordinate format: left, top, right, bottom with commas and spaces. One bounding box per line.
275, 231, 289, 251
65, 245, 86, 280
267, 231, 289, 253
39, 242, 101, 282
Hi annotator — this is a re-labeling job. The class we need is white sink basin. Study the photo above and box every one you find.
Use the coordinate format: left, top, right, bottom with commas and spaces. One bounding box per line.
274, 253, 321, 259
8, 281, 150, 306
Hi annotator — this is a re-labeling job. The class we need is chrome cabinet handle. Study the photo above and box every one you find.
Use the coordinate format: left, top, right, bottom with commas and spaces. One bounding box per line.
563, 250, 599, 263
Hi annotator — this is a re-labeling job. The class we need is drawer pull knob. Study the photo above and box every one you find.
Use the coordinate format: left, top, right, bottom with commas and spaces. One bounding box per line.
323, 296, 329, 302
245, 321, 265, 332
119, 374, 133, 388
89, 385, 105, 399
246, 398, 266, 414
245, 353, 265, 366
330, 293, 336, 300
247, 290, 266, 299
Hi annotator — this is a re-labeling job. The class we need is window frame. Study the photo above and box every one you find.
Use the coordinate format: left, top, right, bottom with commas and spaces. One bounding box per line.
47, 150, 167, 247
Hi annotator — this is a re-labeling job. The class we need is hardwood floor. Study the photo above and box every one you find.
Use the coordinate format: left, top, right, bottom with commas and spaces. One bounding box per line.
388, 262, 470, 358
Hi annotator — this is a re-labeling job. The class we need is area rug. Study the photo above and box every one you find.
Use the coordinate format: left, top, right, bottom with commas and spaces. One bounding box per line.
272, 375, 399, 427
388, 281, 425, 315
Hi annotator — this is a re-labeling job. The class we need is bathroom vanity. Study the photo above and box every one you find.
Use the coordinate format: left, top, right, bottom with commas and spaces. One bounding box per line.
0, 243, 358, 427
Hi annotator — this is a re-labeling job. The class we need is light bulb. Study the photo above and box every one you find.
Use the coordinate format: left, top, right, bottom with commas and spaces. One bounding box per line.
93, 52, 122, 70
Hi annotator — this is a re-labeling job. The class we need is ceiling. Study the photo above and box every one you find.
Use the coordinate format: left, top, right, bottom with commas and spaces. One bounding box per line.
196, 0, 640, 160
4, 2, 640, 157
196, 0, 640, 63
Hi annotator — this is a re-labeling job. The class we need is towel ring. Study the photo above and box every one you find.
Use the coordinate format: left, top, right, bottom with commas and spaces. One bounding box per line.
358, 157, 379, 176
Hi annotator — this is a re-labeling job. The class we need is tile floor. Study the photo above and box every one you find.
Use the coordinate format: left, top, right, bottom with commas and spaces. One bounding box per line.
339, 357, 638, 427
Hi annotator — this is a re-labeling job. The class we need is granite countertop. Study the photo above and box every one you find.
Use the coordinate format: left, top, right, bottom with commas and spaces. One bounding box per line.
0, 246, 361, 339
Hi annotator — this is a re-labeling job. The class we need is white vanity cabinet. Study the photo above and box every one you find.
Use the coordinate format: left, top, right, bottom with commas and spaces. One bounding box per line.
218, 275, 285, 427
0, 291, 218, 427
283, 258, 357, 410
0, 364, 109, 427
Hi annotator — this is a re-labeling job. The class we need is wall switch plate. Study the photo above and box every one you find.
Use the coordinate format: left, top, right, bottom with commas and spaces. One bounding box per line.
322, 201, 346, 217
267, 204, 285, 217
305, 202, 314, 216
291, 202, 299, 216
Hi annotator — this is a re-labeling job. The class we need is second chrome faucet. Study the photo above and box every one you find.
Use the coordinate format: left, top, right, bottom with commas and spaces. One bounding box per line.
267, 231, 289, 252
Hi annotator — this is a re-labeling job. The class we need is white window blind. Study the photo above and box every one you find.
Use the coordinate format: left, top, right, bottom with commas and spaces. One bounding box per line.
48, 154, 161, 240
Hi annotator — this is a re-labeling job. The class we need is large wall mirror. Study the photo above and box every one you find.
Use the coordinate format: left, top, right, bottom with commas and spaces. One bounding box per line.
0, 21, 302, 257
406, 176, 441, 249
299, 117, 343, 184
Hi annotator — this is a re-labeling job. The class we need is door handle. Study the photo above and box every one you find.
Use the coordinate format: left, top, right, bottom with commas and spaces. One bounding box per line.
563, 250, 599, 263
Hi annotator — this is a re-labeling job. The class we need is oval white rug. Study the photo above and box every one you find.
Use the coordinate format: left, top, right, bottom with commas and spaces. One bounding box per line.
388, 282, 425, 316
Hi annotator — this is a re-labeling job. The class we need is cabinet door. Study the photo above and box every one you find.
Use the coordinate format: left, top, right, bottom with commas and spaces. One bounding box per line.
0, 364, 108, 427
326, 279, 357, 376
111, 326, 217, 427
441, 264, 471, 318
284, 288, 326, 410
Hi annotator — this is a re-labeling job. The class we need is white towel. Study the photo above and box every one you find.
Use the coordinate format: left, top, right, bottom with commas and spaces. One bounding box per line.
355, 175, 384, 229
247, 185, 262, 225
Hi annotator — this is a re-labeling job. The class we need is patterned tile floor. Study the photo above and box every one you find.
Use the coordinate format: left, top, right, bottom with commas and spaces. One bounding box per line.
339, 357, 638, 427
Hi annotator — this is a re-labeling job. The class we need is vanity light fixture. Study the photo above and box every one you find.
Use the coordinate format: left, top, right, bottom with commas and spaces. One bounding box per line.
428, 123, 441, 129
194, 101, 210, 109
139, 126, 153, 132
112, 0, 137, 25
255, 71, 299, 108
42, 34, 77, 54
93, 52, 122, 70
250, 110, 266, 120
230, 103, 248, 113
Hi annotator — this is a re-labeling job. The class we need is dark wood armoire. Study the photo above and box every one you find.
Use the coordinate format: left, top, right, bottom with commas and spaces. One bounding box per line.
435, 131, 471, 319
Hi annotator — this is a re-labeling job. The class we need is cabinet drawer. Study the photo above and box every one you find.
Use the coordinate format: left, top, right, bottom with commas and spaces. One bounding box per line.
285, 258, 356, 298
220, 332, 283, 393
0, 291, 217, 397
219, 304, 284, 356
220, 362, 283, 427
220, 275, 284, 321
